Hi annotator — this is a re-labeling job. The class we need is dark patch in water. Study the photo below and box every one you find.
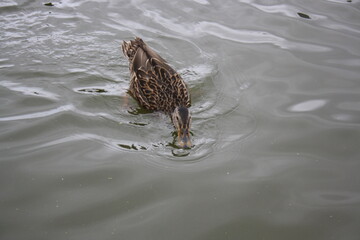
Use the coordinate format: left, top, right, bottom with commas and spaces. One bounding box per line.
44, 2, 54, 6
118, 143, 147, 150
78, 88, 107, 93
127, 107, 153, 115
129, 122, 148, 126
298, 12, 311, 19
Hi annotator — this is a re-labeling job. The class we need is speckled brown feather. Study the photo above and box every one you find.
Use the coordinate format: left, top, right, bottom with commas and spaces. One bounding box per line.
122, 37, 191, 114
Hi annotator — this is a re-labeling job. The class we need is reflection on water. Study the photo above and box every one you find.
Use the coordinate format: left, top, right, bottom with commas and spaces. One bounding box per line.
1, 0, 360, 239
288, 99, 327, 112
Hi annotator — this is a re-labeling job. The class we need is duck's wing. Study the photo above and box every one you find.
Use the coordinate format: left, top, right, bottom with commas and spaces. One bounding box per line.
123, 38, 191, 111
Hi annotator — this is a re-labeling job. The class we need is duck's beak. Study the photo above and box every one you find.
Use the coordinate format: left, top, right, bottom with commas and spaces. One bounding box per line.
177, 129, 192, 149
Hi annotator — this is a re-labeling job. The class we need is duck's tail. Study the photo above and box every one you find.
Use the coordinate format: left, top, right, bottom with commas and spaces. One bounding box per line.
121, 37, 145, 63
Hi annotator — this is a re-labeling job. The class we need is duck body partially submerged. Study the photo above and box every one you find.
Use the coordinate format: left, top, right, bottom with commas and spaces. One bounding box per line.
122, 37, 192, 148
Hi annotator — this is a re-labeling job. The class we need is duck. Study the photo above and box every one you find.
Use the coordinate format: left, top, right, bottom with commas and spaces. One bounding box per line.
122, 37, 192, 148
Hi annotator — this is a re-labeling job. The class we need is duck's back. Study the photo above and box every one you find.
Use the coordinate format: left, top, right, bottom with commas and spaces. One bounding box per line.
122, 38, 190, 113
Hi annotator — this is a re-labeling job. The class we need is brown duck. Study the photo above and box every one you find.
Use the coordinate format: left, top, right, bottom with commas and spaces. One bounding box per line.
122, 37, 192, 148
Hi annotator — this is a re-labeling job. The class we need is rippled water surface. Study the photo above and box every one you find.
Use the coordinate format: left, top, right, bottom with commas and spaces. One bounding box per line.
1, 0, 360, 239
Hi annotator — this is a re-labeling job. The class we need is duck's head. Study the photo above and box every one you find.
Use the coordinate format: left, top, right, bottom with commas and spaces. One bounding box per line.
172, 106, 192, 149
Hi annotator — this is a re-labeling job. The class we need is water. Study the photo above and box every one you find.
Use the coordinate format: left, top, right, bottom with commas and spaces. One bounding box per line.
1, 0, 360, 239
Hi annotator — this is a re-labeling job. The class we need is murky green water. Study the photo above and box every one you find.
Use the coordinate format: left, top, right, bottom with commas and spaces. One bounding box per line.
1, 0, 360, 239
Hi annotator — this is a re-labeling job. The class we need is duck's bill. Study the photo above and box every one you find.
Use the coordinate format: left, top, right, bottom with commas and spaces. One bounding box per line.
178, 132, 192, 149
